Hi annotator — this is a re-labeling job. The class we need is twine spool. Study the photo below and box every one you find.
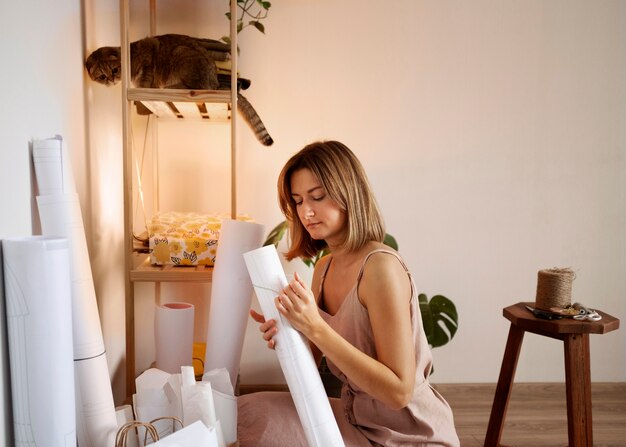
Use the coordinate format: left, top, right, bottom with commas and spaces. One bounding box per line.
535, 268, 575, 310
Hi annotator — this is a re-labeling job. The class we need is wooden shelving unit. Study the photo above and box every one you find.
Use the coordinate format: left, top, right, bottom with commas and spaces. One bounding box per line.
120, 0, 238, 395
131, 255, 213, 283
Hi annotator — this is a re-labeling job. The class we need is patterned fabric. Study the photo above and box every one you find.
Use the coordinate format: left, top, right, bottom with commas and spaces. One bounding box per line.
148, 212, 253, 266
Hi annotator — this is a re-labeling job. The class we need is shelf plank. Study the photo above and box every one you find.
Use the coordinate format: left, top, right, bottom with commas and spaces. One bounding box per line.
142, 100, 177, 118
127, 88, 231, 103
131, 255, 213, 283
173, 101, 203, 119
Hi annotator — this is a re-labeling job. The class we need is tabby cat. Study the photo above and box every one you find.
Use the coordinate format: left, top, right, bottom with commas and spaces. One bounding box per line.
85, 34, 273, 146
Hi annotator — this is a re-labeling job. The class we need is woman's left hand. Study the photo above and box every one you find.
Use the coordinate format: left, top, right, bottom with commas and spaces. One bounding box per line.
275, 271, 324, 337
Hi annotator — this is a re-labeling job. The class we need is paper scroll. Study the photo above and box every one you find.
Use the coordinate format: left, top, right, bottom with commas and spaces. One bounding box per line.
203, 219, 265, 387
2, 237, 76, 446
32, 136, 117, 446
243, 245, 345, 447
155, 302, 195, 374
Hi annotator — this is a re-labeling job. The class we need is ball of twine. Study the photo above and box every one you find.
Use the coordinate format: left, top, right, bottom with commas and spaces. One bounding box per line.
535, 267, 576, 310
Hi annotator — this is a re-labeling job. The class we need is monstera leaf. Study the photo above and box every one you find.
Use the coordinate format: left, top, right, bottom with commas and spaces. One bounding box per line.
418, 293, 458, 348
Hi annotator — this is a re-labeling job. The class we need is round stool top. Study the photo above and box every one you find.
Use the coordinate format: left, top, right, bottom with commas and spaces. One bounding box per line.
504, 302, 620, 335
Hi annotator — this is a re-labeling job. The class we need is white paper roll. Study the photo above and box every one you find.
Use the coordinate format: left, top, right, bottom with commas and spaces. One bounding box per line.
37, 193, 104, 357
243, 245, 345, 447
2, 237, 76, 446
31, 135, 74, 196
155, 303, 194, 374
33, 136, 117, 447
203, 219, 265, 387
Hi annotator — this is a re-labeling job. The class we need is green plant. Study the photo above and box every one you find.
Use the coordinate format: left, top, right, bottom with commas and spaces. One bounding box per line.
222, 0, 272, 44
263, 221, 459, 351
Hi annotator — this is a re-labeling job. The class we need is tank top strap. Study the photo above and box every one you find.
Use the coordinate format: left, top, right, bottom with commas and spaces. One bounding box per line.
356, 249, 412, 286
318, 255, 333, 297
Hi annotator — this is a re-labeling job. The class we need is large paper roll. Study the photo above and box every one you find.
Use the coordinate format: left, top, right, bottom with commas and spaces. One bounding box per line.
2, 236, 76, 446
155, 302, 195, 374
243, 245, 345, 447
31, 135, 74, 196
203, 219, 265, 387
37, 193, 104, 357
32, 136, 117, 447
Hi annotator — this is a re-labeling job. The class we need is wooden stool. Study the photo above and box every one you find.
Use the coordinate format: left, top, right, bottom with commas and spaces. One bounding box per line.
484, 302, 620, 447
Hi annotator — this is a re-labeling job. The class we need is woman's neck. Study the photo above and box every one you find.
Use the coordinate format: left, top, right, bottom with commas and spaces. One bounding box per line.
327, 240, 378, 266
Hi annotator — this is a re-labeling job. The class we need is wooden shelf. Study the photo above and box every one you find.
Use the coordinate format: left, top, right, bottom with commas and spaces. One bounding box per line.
128, 88, 232, 119
131, 255, 213, 283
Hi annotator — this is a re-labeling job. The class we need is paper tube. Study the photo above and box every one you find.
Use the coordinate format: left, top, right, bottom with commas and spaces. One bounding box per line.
32, 136, 117, 447
203, 219, 265, 387
31, 135, 74, 196
243, 245, 345, 447
155, 303, 194, 374
2, 237, 76, 446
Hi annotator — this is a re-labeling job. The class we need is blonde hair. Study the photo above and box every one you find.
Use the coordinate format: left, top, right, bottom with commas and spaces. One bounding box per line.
278, 140, 385, 261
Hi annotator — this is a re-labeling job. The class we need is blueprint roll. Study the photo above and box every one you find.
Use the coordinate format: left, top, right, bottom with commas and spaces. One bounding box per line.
2, 236, 76, 446
155, 302, 195, 374
203, 219, 265, 387
243, 245, 345, 447
33, 136, 117, 447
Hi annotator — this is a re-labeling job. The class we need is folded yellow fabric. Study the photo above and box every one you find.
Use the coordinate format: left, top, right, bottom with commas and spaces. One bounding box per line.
148, 211, 253, 266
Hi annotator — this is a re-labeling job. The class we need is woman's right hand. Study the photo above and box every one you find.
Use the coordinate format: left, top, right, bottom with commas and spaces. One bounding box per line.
250, 309, 278, 350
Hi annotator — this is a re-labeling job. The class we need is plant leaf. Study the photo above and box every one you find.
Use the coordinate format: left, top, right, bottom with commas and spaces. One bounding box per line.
419, 294, 458, 348
263, 221, 288, 247
250, 20, 265, 33
383, 233, 398, 250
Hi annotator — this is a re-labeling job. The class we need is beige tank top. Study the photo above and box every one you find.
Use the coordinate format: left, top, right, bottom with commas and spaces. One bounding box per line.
318, 249, 459, 447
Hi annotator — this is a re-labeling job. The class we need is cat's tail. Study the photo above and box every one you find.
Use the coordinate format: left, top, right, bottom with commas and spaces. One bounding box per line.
237, 93, 273, 146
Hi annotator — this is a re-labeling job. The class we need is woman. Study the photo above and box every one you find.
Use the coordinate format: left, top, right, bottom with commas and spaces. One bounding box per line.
238, 140, 459, 446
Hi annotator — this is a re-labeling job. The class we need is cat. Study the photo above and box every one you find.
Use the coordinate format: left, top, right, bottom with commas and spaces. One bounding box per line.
85, 34, 273, 146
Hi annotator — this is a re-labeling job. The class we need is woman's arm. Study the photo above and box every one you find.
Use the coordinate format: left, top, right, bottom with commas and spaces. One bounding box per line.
277, 253, 416, 409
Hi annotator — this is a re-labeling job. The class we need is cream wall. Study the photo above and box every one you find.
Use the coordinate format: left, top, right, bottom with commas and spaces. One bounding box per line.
0, 0, 88, 442
0, 4, 624, 443
233, 1, 626, 384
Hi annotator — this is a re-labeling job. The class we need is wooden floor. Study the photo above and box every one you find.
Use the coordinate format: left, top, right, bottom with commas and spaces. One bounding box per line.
435, 383, 626, 447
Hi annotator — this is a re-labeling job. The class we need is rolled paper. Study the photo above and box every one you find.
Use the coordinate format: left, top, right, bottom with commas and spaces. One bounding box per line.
243, 245, 345, 447
37, 193, 104, 357
33, 136, 117, 447
155, 302, 195, 374
31, 135, 74, 196
203, 219, 265, 387
2, 237, 76, 446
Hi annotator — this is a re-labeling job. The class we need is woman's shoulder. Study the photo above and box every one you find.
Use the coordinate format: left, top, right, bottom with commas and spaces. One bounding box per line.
358, 242, 407, 280
362, 242, 402, 264
358, 243, 412, 307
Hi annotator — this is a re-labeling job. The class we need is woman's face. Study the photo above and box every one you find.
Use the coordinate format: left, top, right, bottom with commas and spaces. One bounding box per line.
290, 168, 346, 246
